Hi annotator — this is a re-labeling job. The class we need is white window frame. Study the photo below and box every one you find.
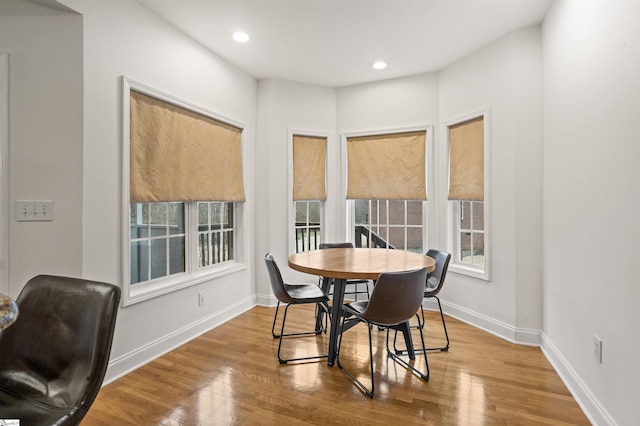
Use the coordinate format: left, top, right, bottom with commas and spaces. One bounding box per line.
343, 125, 434, 251
288, 130, 328, 254
0, 54, 8, 294
444, 108, 491, 281
121, 77, 247, 306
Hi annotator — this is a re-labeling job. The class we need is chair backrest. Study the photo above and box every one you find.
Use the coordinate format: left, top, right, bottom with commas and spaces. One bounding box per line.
319, 242, 354, 249
0, 275, 121, 423
424, 249, 451, 297
264, 253, 293, 304
360, 268, 427, 326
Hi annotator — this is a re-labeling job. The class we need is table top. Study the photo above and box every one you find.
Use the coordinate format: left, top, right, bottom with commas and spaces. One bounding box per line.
288, 248, 435, 280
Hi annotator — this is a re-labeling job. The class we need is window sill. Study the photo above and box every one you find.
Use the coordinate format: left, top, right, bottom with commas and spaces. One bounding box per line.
449, 263, 490, 282
123, 261, 248, 307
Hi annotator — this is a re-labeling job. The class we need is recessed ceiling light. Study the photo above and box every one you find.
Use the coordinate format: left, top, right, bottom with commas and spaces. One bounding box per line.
372, 61, 387, 70
233, 32, 250, 43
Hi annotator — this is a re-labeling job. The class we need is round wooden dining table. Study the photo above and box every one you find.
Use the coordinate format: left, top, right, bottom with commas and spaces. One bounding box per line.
288, 248, 435, 366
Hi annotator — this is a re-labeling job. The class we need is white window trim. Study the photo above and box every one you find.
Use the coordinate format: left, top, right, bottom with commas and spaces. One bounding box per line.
444, 108, 492, 281
341, 125, 434, 250
287, 129, 329, 254
0, 53, 9, 294
121, 76, 247, 306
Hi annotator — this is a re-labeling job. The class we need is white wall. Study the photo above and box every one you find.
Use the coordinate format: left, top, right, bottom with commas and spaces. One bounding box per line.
542, 1, 640, 424
437, 26, 543, 342
0, 1, 84, 295
255, 79, 336, 301
57, 0, 258, 382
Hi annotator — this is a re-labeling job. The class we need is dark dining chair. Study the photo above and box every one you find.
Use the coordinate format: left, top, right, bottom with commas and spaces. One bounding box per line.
319, 242, 370, 301
264, 253, 330, 364
421, 249, 451, 351
0, 275, 121, 425
393, 249, 452, 354
336, 267, 429, 398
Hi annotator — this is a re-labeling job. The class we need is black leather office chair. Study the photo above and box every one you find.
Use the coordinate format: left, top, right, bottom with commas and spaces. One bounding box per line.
0, 275, 121, 425
319, 242, 371, 301
265, 253, 330, 364
336, 267, 429, 398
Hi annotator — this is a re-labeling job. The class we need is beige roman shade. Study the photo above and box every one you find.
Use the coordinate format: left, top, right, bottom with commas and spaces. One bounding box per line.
448, 117, 484, 201
292, 135, 326, 201
346, 131, 427, 200
129, 91, 245, 203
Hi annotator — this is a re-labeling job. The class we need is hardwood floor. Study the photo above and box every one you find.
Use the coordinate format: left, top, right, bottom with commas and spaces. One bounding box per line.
83, 306, 590, 425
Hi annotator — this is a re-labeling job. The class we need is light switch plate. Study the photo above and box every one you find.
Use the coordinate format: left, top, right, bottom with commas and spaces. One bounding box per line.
16, 200, 53, 222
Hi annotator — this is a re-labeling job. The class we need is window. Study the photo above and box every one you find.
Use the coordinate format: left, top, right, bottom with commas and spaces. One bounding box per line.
122, 77, 246, 306
294, 200, 321, 253
290, 132, 327, 253
128, 201, 238, 299
446, 111, 490, 279
345, 127, 431, 253
354, 200, 426, 253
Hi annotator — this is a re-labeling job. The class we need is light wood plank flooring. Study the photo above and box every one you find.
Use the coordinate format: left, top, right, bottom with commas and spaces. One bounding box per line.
82, 306, 590, 425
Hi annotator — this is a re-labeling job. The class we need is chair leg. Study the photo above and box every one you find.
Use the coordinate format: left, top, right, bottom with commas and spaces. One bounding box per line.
271, 301, 282, 338
432, 296, 450, 351
276, 303, 329, 364
386, 314, 430, 381
393, 297, 450, 353
336, 315, 375, 398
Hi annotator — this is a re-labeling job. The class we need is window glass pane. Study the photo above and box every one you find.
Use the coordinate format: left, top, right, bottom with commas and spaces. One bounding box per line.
150, 203, 167, 237
354, 200, 369, 225
224, 203, 233, 229
377, 226, 388, 245
223, 230, 234, 261
150, 239, 167, 279
295, 201, 308, 223
460, 201, 471, 229
460, 232, 472, 263
130, 203, 149, 239
472, 201, 484, 231
130, 241, 148, 284
377, 201, 388, 224
198, 203, 209, 232
199, 233, 210, 268
407, 201, 423, 226
169, 236, 185, 275
169, 203, 184, 235
388, 227, 404, 250
389, 200, 405, 225
407, 228, 423, 253
473, 233, 485, 266
211, 203, 222, 230
308, 201, 320, 224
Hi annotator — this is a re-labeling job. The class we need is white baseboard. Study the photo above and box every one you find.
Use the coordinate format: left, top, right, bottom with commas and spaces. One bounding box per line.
433, 299, 613, 426
103, 294, 256, 384
255, 291, 277, 307
428, 299, 541, 346
541, 335, 616, 426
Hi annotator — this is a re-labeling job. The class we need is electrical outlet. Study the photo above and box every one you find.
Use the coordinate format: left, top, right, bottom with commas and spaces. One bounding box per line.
15, 200, 53, 222
198, 291, 205, 306
593, 335, 603, 364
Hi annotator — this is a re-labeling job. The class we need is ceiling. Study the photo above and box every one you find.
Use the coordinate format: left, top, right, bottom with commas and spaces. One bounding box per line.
135, 0, 551, 88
